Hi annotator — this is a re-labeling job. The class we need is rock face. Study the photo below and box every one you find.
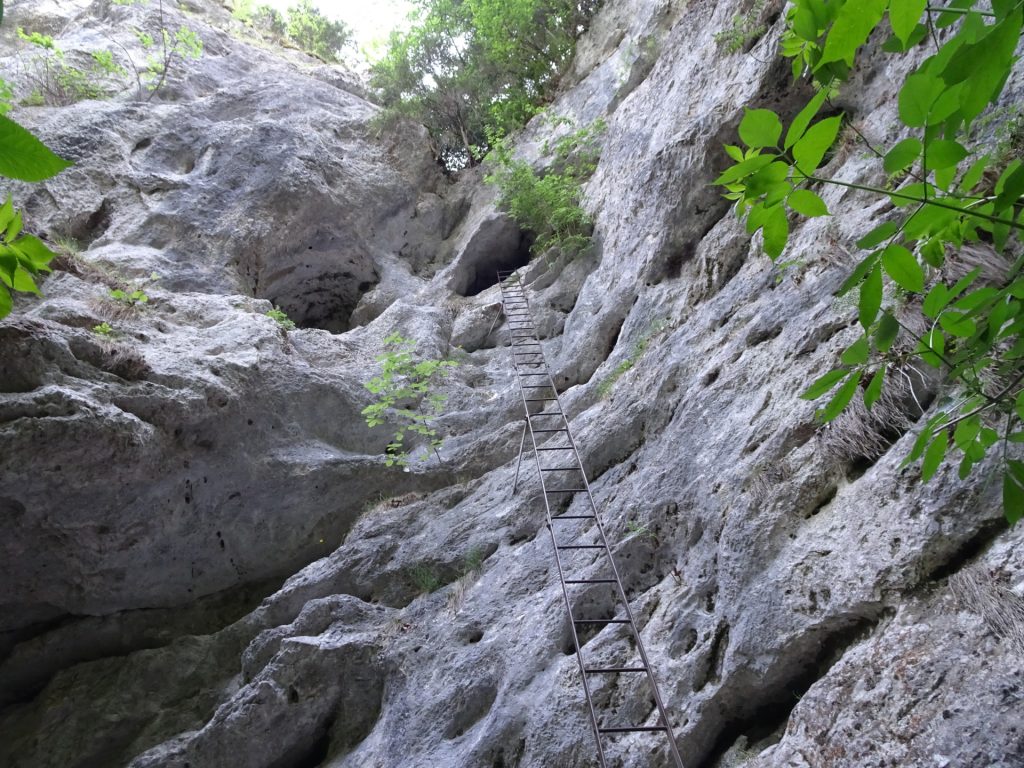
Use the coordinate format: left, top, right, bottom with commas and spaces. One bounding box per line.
1, 0, 1023, 767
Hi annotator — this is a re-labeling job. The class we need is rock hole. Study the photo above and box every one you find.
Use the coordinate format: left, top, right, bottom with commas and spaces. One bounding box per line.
132, 137, 153, 153
259, 249, 379, 333
443, 679, 499, 740
701, 367, 720, 387
803, 484, 838, 519
288, 686, 300, 704
745, 323, 783, 348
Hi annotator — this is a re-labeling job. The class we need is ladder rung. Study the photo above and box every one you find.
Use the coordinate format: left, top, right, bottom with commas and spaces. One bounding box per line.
533, 428, 568, 433
524, 397, 558, 402
564, 578, 616, 583
547, 487, 586, 492
574, 618, 630, 624
556, 544, 605, 550
540, 467, 578, 471
598, 726, 669, 734
536, 445, 574, 450
530, 412, 563, 418
551, 514, 597, 520
585, 667, 647, 674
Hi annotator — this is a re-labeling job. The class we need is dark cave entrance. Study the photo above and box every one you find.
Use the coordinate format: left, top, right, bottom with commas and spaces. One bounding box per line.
258, 249, 379, 333
453, 214, 534, 297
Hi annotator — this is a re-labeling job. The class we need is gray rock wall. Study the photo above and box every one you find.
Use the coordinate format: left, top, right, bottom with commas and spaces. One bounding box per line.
1, 0, 1022, 767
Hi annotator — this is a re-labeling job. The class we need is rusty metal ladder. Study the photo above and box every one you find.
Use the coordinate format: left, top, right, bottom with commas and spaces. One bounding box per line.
496, 269, 685, 768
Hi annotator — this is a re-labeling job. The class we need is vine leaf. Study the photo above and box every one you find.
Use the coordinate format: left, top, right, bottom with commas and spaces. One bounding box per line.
792, 115, 843, 176
889, 0, 927, 44
819, 0, 887, 67
884, 137, 922, 174
788, 188, 829, 216
0, 116, 72, 181
739, 109, 783, 149
881, 243, 924, 293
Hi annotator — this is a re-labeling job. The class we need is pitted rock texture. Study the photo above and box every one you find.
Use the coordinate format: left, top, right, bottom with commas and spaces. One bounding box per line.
1, 0, 1023, 767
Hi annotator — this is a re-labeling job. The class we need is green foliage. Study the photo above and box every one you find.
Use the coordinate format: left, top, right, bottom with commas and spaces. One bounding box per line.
594, 317, 667, 398
109, 287, 149, 306
362, 333, 458, 467
409, 565, 441, 594
714, 0, 767, 54
0, 115, 70, 318
265, 305, 296, 330
108, 272, 158, 307
15, 27, 119, 105
486, 118, 605, 257
283, 0, 351, 62
371, 0, 600, 170
717, 0, 1024, 523
0, 78, 11, 116
92, 321, 114, 336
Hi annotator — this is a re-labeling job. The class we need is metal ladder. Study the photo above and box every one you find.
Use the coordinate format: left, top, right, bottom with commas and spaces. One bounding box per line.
496, 269, 685, 768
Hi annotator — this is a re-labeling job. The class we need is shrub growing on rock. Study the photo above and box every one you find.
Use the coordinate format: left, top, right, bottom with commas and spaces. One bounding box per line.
362, 333, 458, 467
486, 117, 605, 257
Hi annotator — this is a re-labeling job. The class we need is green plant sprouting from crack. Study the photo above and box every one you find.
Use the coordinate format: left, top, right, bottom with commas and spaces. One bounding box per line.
362, 333, 458, 467
265, 306, 296, 330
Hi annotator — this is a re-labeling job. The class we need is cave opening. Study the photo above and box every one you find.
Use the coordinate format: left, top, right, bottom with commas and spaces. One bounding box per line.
457, 229, 534, 297
259, 254, 379, 334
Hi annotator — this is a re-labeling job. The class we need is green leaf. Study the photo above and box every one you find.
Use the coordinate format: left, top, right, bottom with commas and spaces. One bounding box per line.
818, 371, 861, 422
959, 155, 989, 193
890, 0, 927, 43
784, 89, 829, 150
953, 417, 982, 451
921, 429, 949, 481
739, 109, 783, 149
922, 284, 949, 319
0, 196, 13, 233
938, 311, 977, 337
898, 73, 945, 127
859, 264, 882, 329
1003, 461, 1024, 524
12, 265, 40, 295
788, 188, 829, 217
864, 367, 885, 408
4, 209, 20, 240
1016, 389, 1024, 421
838, 252, 880, 296
792, 115, 843, 176
925, 139, 968, 170
881, 244, 924, 293
841, 335, 869, 365
874, 311, 900, 352
884, 138, 922, 174
994, 163, 1024, 212
819, 0, 887, 67
714, 153, 775, 185
0, 115, 72, 181
801, 367, 848, 400
856, 221, 899, 250
762, 204, 789, 259
12, 234, 55, 269
0, 283, 11, 319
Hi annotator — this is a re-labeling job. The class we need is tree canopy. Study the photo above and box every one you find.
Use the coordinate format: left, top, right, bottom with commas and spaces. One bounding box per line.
371, 0, 600, 170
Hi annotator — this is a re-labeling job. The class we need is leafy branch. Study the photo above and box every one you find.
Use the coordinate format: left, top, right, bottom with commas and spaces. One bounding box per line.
717, 0, 1024, 522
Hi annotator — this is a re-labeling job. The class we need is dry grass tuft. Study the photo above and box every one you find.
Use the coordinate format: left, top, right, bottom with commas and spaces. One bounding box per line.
950, 568, 1024, 655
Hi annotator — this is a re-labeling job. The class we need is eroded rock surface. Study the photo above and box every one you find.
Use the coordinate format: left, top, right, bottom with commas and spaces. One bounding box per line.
2, 0, 1022, 767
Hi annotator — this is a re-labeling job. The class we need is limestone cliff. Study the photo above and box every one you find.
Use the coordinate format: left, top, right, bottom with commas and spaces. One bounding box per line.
1, 0, 1022, 767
